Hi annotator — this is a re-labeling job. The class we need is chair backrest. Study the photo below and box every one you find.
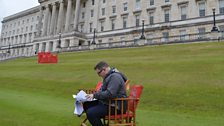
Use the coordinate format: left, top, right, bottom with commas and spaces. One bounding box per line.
95, 82, 102, 91
125, 80, 130, 91
128, 85, 143, 113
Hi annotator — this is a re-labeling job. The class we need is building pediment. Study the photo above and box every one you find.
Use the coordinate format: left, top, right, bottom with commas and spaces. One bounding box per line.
146, 7, 156, 12
195, 0, 206, 2
161, 4, 172, 9
177, 1, 189, 6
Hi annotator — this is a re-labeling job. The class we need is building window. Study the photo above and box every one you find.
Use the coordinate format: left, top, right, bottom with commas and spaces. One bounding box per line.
108, 38, 113, 42
91, 10, 94, 17
219, 0, 224, 14
219, 25, 224, 38
30, 25, 33, 31
100, 21, 104, 31
102, 8, 105, 16
146, 33, 153, 43
135, 0, 141, 10
111, 19, 115, 30
164, 9, 170, 22
135, 15, 140, 27
123, 2, 128, 11
180, 6, 187, 20
120, 36, 125, 42
180, 30, 186, 40
82, 12, 85, 19
90, 23, 93, 33
162, 32, 169, 42
92, 0, 95, 5
198, 27, 206, 39
199, 2, 205, 17
149, 0, 154, 6
83, 2, 86, 8
80, 24, 84, 32
123, 17, 127, 28
112, 5, 116, 14
98, 40, 102, 44
165, 0, 169, 2
149, 12, 154, 25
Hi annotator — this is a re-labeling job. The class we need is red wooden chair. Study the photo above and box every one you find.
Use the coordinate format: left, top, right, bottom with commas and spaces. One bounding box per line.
79, 81, 130, 126
104, 85, 144, 126
80, 82, 102, 126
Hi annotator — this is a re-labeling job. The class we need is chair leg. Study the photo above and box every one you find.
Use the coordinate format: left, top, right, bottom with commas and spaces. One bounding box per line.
81, 118, 88, 126
103, 118, 108, 126
81, 123, 87, 126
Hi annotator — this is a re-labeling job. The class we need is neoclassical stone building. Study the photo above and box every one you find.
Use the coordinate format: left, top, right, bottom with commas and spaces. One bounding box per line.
1, 0, 224, 60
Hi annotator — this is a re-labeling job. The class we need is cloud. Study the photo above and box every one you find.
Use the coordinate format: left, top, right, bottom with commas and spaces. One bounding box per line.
0, 0, 39, 32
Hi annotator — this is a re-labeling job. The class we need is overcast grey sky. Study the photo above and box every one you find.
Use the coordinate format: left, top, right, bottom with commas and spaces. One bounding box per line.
0, 0, 39, 32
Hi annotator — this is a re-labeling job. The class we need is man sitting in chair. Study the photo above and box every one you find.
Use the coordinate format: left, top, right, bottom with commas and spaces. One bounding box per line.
85, 61, 128, 126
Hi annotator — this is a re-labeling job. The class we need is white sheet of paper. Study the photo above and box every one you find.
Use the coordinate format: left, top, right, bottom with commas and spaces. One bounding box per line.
73, 90, 97, 115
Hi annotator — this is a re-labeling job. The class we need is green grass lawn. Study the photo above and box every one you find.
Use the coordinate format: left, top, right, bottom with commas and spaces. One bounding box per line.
0, 42, 224, 126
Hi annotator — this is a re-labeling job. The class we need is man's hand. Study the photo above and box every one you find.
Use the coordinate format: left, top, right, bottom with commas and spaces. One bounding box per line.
86, 94, 94, 100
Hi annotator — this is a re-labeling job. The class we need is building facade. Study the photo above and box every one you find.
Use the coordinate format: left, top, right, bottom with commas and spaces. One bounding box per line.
1, 0, 224, 60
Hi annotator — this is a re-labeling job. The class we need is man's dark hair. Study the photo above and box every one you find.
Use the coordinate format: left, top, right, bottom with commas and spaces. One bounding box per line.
94, 61, 109, 70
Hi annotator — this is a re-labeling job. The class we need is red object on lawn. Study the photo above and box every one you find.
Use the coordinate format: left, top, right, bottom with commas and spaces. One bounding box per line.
38, 52, 58, 63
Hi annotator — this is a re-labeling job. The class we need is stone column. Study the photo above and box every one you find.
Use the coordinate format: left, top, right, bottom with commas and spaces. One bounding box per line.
19, 48, 22, 56
69, 38, 75, 47
16, 36, 18, 44
53, 41, 58, 52
56, 0, 64, 33
31, 33, 35, 42
50, 3, 57, 35
8, 37, 11, 45
73, 0, 80, 30
24, 34, 27, 43
33, 44, 37, 54
61, 39, 66, 48
45, 42, 50, 52
26, 33, 30, 43
37, 6, 44, 37
39, 43, 43, 52
22, 34, 25, 43
65, 0, 72, 32
23, 48, 26, 56
20, 35, 23, 43
18, 35, 21, 44
12, 37, 15, 45
42, 5, 50, 36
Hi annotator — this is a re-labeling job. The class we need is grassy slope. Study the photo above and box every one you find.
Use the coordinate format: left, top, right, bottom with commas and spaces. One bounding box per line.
0, 42, 224, 126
